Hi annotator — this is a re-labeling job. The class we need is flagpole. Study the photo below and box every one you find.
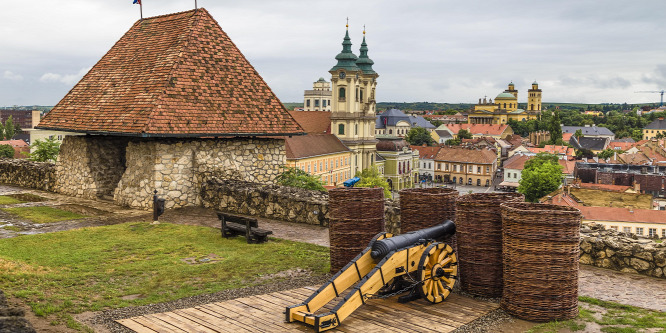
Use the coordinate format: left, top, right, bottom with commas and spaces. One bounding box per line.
195, 0, 198, 9
140, 2, 143, 20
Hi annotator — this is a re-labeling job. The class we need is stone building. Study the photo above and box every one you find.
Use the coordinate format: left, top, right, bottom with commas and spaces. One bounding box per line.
36, 9, 304, 209
374, 108, 435, 137
303, 78, 332, 111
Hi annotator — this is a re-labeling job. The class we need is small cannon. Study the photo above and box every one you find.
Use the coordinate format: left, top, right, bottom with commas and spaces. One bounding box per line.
286, 221, 458, 332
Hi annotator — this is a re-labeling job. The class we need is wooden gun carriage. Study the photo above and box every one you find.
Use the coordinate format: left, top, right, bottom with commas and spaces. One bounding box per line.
286, 221, 458, 332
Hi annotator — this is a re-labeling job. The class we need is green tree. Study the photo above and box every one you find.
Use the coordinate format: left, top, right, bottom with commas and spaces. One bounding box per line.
275, 166, 326, 192
354, 166, 391, 198
631, 129, 644, 142
597, 148, 621, 160
3, 116, 15, 140
405, 127, 434, 146
574, 129, 583, 141
0, 122, 4, 140
548, 109, 562, 145
0, 144, 14, 158
518, 154, 563, 202
457, 129, 473, 140
28, 137, 61, 162
656, 132, 665, 139
445, 138, 461, 146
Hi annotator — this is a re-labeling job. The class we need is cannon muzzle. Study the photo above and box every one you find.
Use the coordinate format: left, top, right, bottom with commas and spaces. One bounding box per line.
370, 220, 455, 260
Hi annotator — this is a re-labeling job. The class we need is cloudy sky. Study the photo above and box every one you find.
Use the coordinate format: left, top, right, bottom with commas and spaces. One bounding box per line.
1, 0, 665, 107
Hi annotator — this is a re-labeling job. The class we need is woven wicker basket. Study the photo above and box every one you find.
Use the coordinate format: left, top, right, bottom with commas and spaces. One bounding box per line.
500, 202, 581, 322
328, 187, 385, 272
456, 193, 524, 297
399, 187, 458, 250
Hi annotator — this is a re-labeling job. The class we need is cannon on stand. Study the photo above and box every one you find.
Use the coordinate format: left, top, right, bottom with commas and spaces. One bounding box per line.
286, 221, 458, 332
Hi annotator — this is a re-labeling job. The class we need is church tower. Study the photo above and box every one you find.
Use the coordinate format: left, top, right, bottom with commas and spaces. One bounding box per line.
330, 24, 378, 175
505, 81, 518, 98
527, 81, 542, 111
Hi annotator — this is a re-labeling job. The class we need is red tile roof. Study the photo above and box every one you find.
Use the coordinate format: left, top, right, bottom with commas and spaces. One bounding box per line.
285, 134, 349, 159
503, 154, 530, 170
578, 206, 666, 224
0, 140, 28, 147
527, 145, 573, 156
37, 9, 303, 137
562, 132, 573, 142
445, 124, 509, 137
288, 111, 331, 134
608, 141, 635, 151
410, 145, 440, 159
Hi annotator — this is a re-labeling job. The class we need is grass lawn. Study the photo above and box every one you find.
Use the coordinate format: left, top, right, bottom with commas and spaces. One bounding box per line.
0, 195, 25, 205
527, 296, 666, 333
1, 206, 87, 223
0, 222, 329, 330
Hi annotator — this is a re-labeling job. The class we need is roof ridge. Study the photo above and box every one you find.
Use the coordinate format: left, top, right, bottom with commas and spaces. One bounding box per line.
144, 9, 202, 134
140, 8, 198, 21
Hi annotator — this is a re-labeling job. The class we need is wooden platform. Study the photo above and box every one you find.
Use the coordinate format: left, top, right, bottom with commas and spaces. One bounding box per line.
117, 286, 499, 333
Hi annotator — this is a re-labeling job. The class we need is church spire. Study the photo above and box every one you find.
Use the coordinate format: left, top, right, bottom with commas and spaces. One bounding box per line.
356, 26, 375, 75
330, 20, 360, 72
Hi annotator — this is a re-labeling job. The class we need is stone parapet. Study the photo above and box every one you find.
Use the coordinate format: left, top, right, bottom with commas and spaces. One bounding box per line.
580, 223, 666, 279
0, 158, 55, 191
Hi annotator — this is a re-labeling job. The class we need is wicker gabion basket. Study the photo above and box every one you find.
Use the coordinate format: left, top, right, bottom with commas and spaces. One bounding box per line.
500, 202, 582, 322
399, 187, 458, 249
328, 187, 385, 272
456, 193, 524, 298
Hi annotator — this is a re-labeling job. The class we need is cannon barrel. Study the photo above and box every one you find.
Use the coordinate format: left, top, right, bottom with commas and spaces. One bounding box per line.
370, 220, 456, 260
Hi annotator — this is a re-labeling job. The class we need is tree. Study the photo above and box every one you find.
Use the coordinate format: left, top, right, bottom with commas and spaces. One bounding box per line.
524, 152, 559, 170
656, 132, 665, 139
275, 166, 326, 192
3, 116, 15, 140
28, 137, 61, 162
457, 129, 473, 140
631, 129, 644, 142
597, 148, 620, 160
444, 138, 461, 146
574, 129, 583, 141
548, 109, 562, 144
405, 127, 434, 146
518, 154, 563, 202
0, 122, 4, 140
354, 165, 391, 198
0, 144, 14, 158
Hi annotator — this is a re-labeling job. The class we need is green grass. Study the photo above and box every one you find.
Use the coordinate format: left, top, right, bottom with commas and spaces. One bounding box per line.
528, 296, 666, 333
1, 206, 87, 223
0, 222, 329, 329
0, 195, 24, 205
0, 225, 21, 232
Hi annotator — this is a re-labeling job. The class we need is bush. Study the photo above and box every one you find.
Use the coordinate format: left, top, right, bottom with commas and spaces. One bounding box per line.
275, 166, 326, 192
0, 144, 14, 158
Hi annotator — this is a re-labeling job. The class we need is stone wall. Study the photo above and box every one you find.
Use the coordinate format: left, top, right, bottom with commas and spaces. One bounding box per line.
55, 136, 128, 199
200, 177, 401, 233
580, 223, 666, 278
0, 158, 55, 191
0, 290, 36, 333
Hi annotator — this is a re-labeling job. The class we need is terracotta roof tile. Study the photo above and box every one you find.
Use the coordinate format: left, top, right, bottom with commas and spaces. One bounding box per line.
288, 111, 331, 134
445, 124, 509, 136
410, 145, 440, 159
578, 206, 666, 224
434, 146, 496, 164
285, 134, 349, 159
37, 9, 303, 137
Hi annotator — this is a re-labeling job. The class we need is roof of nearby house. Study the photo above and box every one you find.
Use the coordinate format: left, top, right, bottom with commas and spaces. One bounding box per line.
285, 133, 349, 159
570, 136, 608, 151
618, 152, 652, 165
608, 141, 636, 151
410, 145, 440, 160
527, 145, 573, 156
562, 132, 573, 142
561, 126, 614, 137
435, 130, 453, 140
578, 206, 666, 224
503, 154, 530, 170
445, 124, 510, 136
376, 109, 434, 129
0, 140, 28, 147
462, 136, 497, 145
37, 9, 303, 137
645, 118, 666, 130
434, 146, 496, 164
288, 111, 330, 134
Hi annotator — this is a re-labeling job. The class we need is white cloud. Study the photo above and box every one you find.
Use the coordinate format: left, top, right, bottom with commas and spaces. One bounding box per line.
3, 70, 23, 81
39, 67, 91, 85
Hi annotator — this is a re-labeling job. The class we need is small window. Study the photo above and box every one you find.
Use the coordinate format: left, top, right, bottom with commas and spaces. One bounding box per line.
477, 166, 481, 174
314, 164, 317, 172
636, 227, 644, 235
315, 100, 320, 107
486, 166, 490, 173
477, 179, 481, 186
306, 100, 310, 107
610, 226, 618, 231
355, 124, 358, 135
649, 228, 657, 238
445, 164, 449, 171
623, 227, 631, 233
339, 87, 346, 99
663, 229, 666, 237
308, 165, 311, 173
338, 124, 345, 135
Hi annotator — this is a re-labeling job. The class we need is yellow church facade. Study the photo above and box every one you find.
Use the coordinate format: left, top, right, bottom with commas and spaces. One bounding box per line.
468, 82, 542, 125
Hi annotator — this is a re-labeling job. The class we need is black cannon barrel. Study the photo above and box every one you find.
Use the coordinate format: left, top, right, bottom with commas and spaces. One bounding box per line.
370, 220, 456, 260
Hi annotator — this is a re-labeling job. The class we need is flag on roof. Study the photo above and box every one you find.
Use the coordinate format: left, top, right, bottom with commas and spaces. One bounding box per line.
133, 0, 141, 4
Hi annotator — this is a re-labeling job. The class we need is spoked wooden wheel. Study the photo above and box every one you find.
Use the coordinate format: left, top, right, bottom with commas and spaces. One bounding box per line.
417, 242, 458, 303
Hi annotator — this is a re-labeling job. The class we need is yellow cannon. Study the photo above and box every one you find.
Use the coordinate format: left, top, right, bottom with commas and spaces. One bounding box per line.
286, 221, 458, 332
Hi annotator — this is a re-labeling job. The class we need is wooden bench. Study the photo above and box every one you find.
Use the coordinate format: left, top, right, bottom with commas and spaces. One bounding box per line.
216, 212, 273, 244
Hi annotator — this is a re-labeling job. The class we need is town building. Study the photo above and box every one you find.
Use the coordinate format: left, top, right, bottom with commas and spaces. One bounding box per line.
500, 153, 575, 189
526, 145, 575, 160
0, 140, 29, 158
643, 118, 666, 140
570, 136, 610, 154
329, 27, 378, 175
374, 108, 435, 137
440, 123, 513, 140
376, 136, 418, 191
561, 125, 615, 140
0, 110, 41, 130
36, 9, 304, 209
303, 78, 332, 111
433, 146, 497, 186
467, 82, 541, 125
410, 145, 439, 182
431, 129, 453, 144
575, 162, 666, 198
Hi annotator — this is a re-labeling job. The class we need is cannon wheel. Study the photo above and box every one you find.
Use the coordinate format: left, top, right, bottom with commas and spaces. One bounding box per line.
417, 242, 457, 304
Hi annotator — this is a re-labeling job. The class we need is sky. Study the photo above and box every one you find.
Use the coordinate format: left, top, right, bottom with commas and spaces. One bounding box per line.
1, 0, 665, 107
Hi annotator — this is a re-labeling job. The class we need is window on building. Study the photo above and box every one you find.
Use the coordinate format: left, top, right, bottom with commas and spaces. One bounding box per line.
636, 227, 644, 235
320, 162, 323, 171
315, 100, 320, 107
453, 165, 457, 172
649, 228, 657, 238
325, 160, 328, 170
355, 124, 358, 135
486, 166, 490, 173
514, 173, 517, 178
477, 166, 481, 174
485, 179, 490, 186
306, 100, 310, 107
610, 226, 618, 231
663, 229, 666, 237
338, 124, 345, 135
336, 159, 339, 168
468, 178, 472, 185
308, 165, 311, 173
477, 179, 481, 186
339, 87, 346, 99
389, 129, 393, 134
58, 135, 63, 140
623, 227, 631, 233
323, 100, 327, 107
360, 89, 364, 101
445, 164, 449, 171
314, 164, 317, 172
371, 154, 374, 163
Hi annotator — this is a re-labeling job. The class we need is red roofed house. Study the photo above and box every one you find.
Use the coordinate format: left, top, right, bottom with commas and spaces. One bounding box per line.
433, 146, 497, 186
526, 145, 574, 160
410, 145, 440, 181
36, 9, 304, 208
443, 124, 513, 140
0, 140, 29, 159
500, 153, 572, 189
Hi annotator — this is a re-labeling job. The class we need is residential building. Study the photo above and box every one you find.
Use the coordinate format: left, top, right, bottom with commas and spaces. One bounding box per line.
526, 145, 575, 160
561, 125, 615, 140
433, 146, 497, 186
0, 140, 29, 158
375, 108, 435, 137
422, 113, 467, 124
303, 78, 332, 111
0, 109, 41, 130
643, 118, 666, 140
27, 128, 84, 151
575, 162, 666, 198
329, 28, 378, 175
467, 82, 541, 124
410, 145, 439, 182
441, 123, 513, 140
431, 129, 453, 144
376, 136, 419, 191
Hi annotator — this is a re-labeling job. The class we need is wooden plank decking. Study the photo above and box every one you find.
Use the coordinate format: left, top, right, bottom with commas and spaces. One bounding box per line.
117, 286, 499, 333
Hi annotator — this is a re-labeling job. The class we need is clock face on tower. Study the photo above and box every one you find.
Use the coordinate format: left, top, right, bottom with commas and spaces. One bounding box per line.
339, 72, 346, 79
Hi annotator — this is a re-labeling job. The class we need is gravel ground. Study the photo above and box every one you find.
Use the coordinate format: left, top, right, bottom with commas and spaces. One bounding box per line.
80, 273, 331, 333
